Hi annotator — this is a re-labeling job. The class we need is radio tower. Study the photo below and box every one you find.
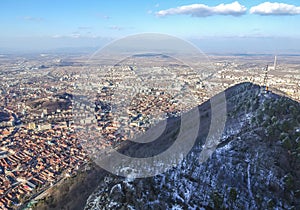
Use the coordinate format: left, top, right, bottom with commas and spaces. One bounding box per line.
262, 56, 277, 93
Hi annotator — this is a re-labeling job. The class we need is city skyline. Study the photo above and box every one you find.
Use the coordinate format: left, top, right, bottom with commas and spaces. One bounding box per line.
1, 0, 300, 53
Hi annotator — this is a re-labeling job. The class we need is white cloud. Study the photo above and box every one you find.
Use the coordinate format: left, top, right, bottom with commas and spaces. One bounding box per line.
250, 2, 300, 15
156, 1, 247, 17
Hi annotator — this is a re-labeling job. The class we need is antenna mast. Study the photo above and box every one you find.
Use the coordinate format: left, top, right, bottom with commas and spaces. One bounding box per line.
263, 65, 269, 91
262, 56, 277, 92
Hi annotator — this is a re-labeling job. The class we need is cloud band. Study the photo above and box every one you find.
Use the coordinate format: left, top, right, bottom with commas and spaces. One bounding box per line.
156, 1, 300, 17
156, 1, 247, 17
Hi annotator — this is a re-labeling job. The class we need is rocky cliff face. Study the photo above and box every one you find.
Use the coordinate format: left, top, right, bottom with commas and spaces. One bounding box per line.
85, 82, 300, 210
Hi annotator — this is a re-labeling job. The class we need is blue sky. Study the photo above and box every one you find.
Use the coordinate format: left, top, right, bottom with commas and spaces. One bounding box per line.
1, 0, 300, 53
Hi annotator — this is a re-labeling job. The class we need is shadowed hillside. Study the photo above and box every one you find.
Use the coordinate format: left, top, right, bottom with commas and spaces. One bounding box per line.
35, 82, 300, 210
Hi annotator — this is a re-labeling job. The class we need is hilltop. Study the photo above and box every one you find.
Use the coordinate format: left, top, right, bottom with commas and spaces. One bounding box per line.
85, 82, 300, 209
35, 82, 300, 210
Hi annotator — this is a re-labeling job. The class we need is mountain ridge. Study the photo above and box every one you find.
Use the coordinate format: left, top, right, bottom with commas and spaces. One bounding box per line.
34, 82, 300, 210
85, 82, 300, 209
